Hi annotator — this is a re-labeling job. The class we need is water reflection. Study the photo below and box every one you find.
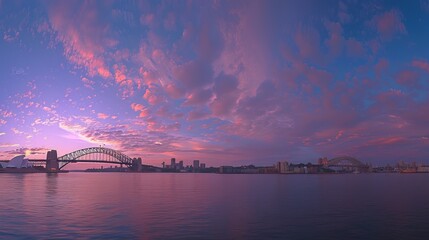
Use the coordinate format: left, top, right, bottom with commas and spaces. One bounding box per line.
1, 173, 429, 239
45, 173, 58, 195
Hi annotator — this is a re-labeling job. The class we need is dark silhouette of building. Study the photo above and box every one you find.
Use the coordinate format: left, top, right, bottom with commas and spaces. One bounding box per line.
170, 158, 176, 169
46, 150, 59, 172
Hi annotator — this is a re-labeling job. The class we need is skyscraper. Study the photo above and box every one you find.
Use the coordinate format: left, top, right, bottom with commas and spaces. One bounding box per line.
193, 160, 200, 169
171, 158, 176, 169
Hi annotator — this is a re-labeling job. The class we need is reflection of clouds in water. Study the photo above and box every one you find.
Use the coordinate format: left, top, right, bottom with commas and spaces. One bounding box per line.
1, 174, 429, 238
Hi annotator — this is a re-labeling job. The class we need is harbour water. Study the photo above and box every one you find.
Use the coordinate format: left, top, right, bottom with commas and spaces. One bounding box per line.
1, 173, 429, 239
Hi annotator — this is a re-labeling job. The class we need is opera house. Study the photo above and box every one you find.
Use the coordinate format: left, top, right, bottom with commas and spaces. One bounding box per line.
0, 155, 40, 173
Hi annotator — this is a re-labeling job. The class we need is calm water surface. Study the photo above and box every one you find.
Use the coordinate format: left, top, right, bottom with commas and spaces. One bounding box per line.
1, 173, 429, 239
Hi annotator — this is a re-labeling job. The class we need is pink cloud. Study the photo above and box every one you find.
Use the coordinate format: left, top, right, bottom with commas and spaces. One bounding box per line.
184, 89, 213, 106
294, 25, 321, 62
140, 13, 154, 26
338, 1, 351, 23
143, 86, 165, 105
324, 21, 344, 58
396, 70, 419, 88
370, 89, 408, 115
366, 136, 405, 146
188, 108, 211, 121
305, 67, 333, 88
210, 73, 240, 116
372, 9, 406, 40
81, 77, 95, 89
1, 110, 13, 118
11, 128, 23, 135
3, 30, 20, 42
131, 103, 145, 112
412, 59, 429, 73
368, 39, 380, 55
210, 95, 237, 117
46, 1, 113, 79
151, 49, 165, 63
114, 64, 135, 98
196, 19, 223, 62
139, 69, 159, 86
174, 61, 213, 89
403, 100, 429, 127
112, 49, 130, 62
346, 38, 365, 57
146, 118, 180, 132
113, 64, 127, 84
97, 113, 109, 119
131, 103, 149, 118
164, 12, 176, 30
165, 83, 185, 99
213, 1, 279, 99
374, 58, 389, 78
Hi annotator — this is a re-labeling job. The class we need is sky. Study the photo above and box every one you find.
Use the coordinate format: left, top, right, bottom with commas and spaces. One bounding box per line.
1, 0, 429, 167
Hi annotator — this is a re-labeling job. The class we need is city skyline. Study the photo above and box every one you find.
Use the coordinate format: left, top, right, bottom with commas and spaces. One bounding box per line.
2, 0, 429, 167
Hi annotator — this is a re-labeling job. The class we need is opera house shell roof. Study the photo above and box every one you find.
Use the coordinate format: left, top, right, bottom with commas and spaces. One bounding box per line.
4, 155, 33, 168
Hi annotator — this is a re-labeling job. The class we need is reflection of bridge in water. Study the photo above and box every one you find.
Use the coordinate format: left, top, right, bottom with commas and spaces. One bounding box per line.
2, 147, 144, 172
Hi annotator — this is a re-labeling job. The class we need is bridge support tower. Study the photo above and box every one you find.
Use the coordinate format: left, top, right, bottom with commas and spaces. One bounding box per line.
132, 158, 142, 172
46, 150, 59, 172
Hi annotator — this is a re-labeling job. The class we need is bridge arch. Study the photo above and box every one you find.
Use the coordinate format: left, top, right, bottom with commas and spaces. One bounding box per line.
58, 147, 133, 169
328, 156, 364, 167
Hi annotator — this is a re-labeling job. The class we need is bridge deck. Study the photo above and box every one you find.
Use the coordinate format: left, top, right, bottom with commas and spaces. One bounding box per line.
1, 159, 131, 164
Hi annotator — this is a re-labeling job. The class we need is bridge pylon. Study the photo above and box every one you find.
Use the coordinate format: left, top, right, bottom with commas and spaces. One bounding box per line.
46, 150, 59, 172
132, 158, 142, 172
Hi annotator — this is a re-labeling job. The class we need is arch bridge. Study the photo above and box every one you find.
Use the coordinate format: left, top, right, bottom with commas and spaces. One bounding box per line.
328, 156, 365, 167
57, 147, 134, 170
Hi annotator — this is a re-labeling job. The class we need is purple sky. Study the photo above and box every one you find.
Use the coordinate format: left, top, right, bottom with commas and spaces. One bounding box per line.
1, 0, 429, 167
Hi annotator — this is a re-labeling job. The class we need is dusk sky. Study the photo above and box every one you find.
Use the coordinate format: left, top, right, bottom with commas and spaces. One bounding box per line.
1, 0, 429, 167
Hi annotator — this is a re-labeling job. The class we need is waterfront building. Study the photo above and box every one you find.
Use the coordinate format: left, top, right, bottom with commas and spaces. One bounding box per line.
276, 161, 289, 173
170, 158, 176, 169
259, 166, 278, 174
193, 160, 200, 169
200, 163, 206, 169
417, 165, 429, 173
219, 166, 234, 174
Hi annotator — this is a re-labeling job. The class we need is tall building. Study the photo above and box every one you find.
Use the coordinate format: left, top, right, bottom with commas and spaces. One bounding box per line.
193, 160, 200, 169
276, 161, 289, 173
170, 158, 176, 169
200, 163, 206, 169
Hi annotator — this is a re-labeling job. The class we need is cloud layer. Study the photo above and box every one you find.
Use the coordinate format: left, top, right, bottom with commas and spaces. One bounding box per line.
1, 0, 429, 166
